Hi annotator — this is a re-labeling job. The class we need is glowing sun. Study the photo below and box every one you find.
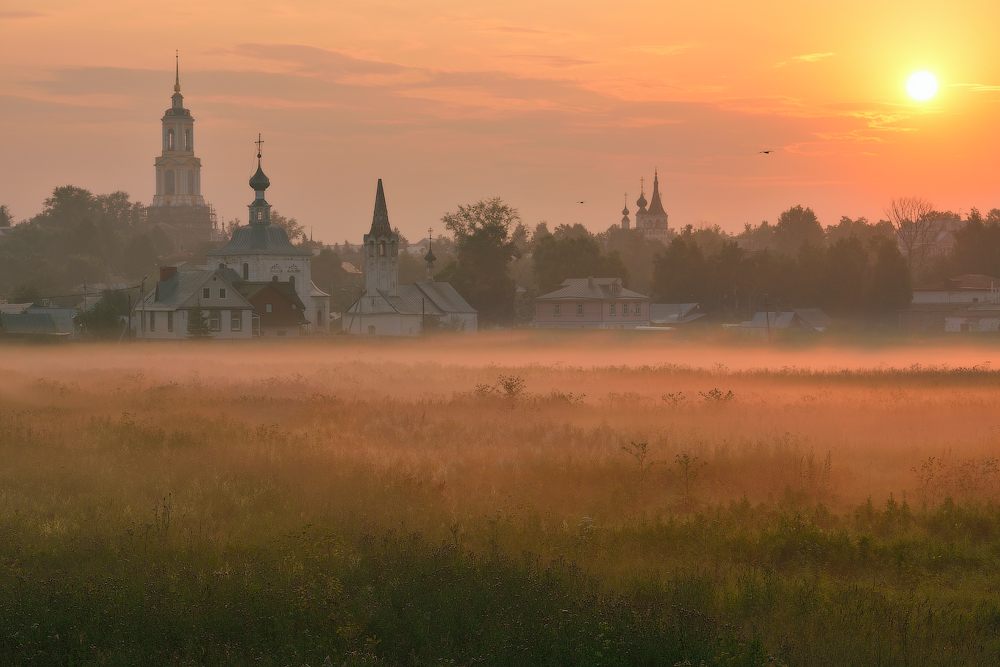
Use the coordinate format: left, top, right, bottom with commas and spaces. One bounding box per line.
907, 71, 938, 101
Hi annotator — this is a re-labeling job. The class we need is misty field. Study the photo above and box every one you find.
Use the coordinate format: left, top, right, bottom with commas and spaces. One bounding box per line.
3, 335, 1000, 666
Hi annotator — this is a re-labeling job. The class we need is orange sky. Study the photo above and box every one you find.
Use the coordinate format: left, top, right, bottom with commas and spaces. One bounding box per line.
3, 0, 999, 243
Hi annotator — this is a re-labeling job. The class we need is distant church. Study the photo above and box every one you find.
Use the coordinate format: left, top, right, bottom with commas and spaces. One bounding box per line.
342, 181, 477, 335
620, 170, 669, 243
145, 56, 219, 251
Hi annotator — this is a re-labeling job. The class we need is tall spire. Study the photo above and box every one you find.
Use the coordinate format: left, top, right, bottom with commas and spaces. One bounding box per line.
424, 226, 437, 281
174, 51, 181, 92
647, 168, 666, 216
369, 179, 392, 237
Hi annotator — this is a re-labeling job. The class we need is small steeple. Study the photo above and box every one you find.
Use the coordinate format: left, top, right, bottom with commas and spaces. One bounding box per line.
248, 135, 271, 225
636, 177, 647, 212
621, 193, 631, 230
174, 50, 181, 92
424, 226, 437, 282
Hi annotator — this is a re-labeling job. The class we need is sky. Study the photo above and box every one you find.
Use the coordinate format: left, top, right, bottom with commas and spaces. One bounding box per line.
3, 0, 1000, 243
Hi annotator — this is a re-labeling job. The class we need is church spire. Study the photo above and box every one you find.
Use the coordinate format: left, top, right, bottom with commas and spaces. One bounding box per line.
424, 226, 437, 281
248, 135, 271, 226
621, 193, 630, 230
646, 168, 666, 216
368, 179, 392, 237
174, 50, 181, 93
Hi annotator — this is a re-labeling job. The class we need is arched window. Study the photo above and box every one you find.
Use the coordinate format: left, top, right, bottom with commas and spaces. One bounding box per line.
167, 129, 174, 150
242, 263, 249, 280
165, 170, 175, 195
379, 242, 386, 257
188, 171, 195, 195
272, 276, 278, 282
184, 128, 192, 151
219, 263, 225, 270
289, 275, 295, 287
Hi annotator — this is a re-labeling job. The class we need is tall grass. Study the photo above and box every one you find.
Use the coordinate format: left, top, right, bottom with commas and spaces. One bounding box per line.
3, 339, 1000, 664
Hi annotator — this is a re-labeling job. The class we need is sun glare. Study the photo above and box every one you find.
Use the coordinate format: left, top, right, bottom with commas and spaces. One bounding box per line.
907, 71, 938, 101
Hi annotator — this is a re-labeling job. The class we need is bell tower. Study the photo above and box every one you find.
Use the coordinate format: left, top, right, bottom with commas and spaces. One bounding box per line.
153, 53, 203, 207
146, 53, 216, 251
363, 180, 399, 296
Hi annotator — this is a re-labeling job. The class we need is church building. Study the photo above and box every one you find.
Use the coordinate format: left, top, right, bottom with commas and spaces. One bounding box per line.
145, 56, 219, 251
628, 170, 670, 243
342, 180, 477, 335
206, 146, 331, 334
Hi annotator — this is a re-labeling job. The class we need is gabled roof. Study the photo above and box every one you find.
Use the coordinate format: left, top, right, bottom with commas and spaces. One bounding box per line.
346, 282, 476, 317
649, 303, 706, 324
535, 278, 649, 301
234, 281, 306, 310
206, 225, 312, 257
144, 270, 252, 310
0, 303, 32, 315
914, 274, 1000, 292
737, 311, 816, 331
793, 308, 831, 330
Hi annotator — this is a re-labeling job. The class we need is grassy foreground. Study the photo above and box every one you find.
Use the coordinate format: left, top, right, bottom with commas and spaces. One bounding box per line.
3, 337, 1000, 665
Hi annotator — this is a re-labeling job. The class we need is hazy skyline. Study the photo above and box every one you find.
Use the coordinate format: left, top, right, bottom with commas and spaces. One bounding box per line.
3, 0, 999, 242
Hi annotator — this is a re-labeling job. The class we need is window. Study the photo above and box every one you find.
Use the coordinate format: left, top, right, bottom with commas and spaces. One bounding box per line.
634, 302, 641, 315
188, 171, 195, 195
209, 311, 221, 332
289, 276, 295, 287
368, 325, 376, 334
265, 303, 272, 313
554, 303, 561, 316
610, 303, 616, 316
622, 302, 628, 316
167, 312, 173, 333
165, 170, 175, 195
317, 309, 323, 325
219, 288, 227, 299
379, 242, 386, 257
184, 128, 192, 151
577, 303, 584, 316
242, 263, 249, 280
231, 311, 242, 331
202, 288, 210, 299
272, 276, 278, 282
167, 129, 174, 150
149, 312, 155, 332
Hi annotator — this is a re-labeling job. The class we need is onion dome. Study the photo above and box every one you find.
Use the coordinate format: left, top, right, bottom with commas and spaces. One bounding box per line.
424, 239, 437, 263
636, 190, 647, 210
249, 163, 270, 191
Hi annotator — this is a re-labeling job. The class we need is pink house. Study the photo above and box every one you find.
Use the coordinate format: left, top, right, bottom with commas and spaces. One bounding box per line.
533, 277, 651, 329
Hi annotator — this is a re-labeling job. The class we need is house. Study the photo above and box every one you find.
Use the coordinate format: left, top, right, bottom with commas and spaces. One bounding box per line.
900, 274, 1000, 332
533, 277, 651, 329
648, 303, 709, 326
342, 180, 477, 335
137, 266, 254, 339
234, 281, 308, 337
0, 302, 78, 336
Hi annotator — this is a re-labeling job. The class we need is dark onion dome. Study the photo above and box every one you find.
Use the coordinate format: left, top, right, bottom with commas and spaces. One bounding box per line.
424, 241, 437, 263
622, 204, 629, 216
249, 163, 270, 191
636, 190, 647, 210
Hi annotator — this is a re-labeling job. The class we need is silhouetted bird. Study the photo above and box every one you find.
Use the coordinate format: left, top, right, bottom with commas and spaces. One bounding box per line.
759, 150, 774, 154
578, 201, 585, 204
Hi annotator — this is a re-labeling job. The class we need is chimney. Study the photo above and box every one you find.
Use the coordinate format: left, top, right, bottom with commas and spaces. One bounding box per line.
160, 265, 178, 282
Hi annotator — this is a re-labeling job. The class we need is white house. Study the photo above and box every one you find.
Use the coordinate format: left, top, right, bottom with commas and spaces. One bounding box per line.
137, 266, 253, 339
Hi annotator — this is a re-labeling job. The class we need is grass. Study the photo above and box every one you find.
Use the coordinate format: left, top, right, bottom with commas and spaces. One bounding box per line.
3, 335, 1000, 665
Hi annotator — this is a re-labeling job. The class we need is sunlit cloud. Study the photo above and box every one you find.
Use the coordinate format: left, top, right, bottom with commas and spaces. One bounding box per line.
775, 52, 835, 67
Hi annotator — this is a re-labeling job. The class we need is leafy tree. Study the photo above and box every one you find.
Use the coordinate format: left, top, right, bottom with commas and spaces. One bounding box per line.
186, 299, 213, 338
437, 198, 521, 326
822, 236, 869, 317
552, 223, 591, 240
533, 235, 629, 294
651, 237, 710, 303
34, 186, 96, 228
597, 226, 666, 296
774, 205, 824, 254
0, 204, 12, 227
952, 208, 1000, 278
271, 211, 305, 243
868, 236, 912, 314
530, 222, 552, 249
825, 216, 894, 246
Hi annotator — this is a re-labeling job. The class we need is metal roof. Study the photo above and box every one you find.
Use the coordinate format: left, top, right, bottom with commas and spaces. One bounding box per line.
206, 224, 312, 257
536, 278, 649, 301
0, 313, 58, 335
345, 282, 476, 316
915, 274, 1000, 292
649, 303, 706, 324
143, 270, 252, 311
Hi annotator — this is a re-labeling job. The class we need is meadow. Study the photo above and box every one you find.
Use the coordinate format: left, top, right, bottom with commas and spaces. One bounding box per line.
3, 333, 1000, 666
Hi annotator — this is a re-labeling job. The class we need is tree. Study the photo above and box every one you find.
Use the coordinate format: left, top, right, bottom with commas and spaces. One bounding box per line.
884, 197, 935, 276
597, 225, 667, 296
651, 237, 710, 303
78, 290, 130, 340
0, 204, 12, 227
533, 234, 629, 294
773, 205, 824, 255
438, 197, 521, 326
34, 186, 96, 228
271, 211, 305, 243
825, 216, 894, 246
186, 299, 213, 338
952, 208, 1000, 278
868, 236, 912, 315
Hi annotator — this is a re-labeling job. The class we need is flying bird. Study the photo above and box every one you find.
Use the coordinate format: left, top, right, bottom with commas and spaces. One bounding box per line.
759, 150, 774, 154
578, 201, 585, 204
